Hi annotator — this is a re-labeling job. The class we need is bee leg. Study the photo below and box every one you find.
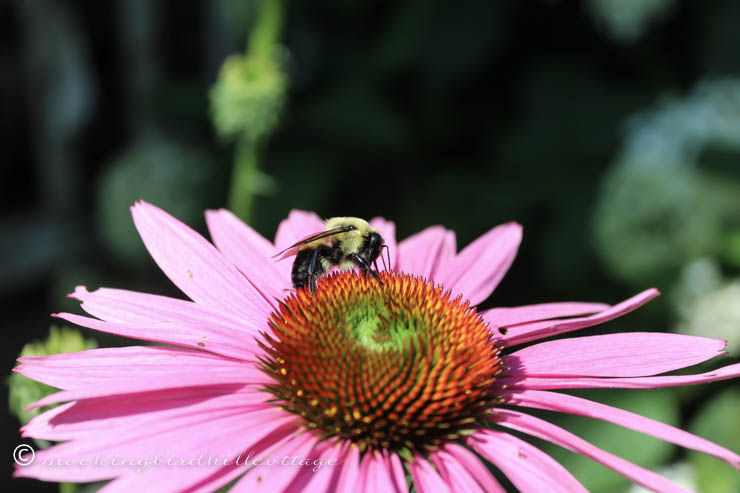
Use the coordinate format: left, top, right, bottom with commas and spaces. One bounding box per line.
351, 254, 383, 285
307, 245, 331, 294
308, 248, 322, 295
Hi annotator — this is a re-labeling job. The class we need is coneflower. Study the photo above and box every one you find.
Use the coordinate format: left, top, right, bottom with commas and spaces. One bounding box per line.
14, 202, 740, 492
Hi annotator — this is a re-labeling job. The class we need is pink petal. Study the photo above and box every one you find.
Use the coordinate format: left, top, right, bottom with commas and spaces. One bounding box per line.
272, 210, 325, 283
499, 289, 660, 346
356, 452, 373, 491
97, 418, 299, 493
332, 443, 361, 492
186, 422, 314, 493
385, 451, 409, 492
206, 208, 288, 299
409, 455, 452, 493
53, 312, 261, 361
498, 362, 740, 390
481, 301, 610, 327
397, 225, 456, 280
504, 389, 740, 469
430, 453, 484, 493
70, 285, 254, 330
131, 201, 271, 322
98, 416, 302, 493
493, 408, 691, 493
98, 466, 241, 493
16, 405, 299, 482
505, 333, 727, 377
25, 389, 274, 442
431, 445, 504, 493
439, 443, 506, 493
438, 222, 522, 305
274, 209, 325, 248
15, 345, 264, 394
22, 385, 270, 441
297, 439, 349, 493
281, 438, 340, 493
359, 450, 407, 493
231, 431, 320, 492
27, 374, 261, 409
370, 217, 398, 272
468, 428, 588, 493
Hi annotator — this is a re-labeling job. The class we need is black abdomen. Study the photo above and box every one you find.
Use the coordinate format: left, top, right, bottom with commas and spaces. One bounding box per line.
291, 249, 314, 289
291, 245, 333, 289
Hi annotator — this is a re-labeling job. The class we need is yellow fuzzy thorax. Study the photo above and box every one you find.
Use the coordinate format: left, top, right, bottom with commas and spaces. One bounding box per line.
325, 217, 375, 254
324, 216, 372, 231
297, 217, 376, 258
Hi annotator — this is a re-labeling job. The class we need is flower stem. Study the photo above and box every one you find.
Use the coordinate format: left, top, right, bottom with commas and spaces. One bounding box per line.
228, 138, 258, 223
226, 0, 284, 223
60, 482, 78, 493
249, 0, 283, 56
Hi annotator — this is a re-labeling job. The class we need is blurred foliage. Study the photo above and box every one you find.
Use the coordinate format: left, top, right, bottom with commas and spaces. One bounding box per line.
688, 389, 740, 493
3, 1, 740, 491
96, 137, 221, 264
594, 164, 721, 288
593, 78, 740, 288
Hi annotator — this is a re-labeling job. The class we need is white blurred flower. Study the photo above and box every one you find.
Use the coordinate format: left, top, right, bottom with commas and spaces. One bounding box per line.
675, 262, 740, 354
627, 462, 696, 493
593, 78, 740, 286
587, 0, 673, 42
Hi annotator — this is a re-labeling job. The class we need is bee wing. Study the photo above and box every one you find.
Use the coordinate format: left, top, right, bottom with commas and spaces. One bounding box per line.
272, 227, 353, 261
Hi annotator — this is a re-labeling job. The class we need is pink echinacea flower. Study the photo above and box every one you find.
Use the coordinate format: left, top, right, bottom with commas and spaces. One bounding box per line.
14, 202, 740, 492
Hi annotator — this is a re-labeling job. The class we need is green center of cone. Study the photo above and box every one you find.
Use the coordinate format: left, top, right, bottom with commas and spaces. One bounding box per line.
346, 299, 418, 352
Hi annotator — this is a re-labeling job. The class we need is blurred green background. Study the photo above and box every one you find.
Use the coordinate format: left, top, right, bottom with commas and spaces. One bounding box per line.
2, 1, 739, 492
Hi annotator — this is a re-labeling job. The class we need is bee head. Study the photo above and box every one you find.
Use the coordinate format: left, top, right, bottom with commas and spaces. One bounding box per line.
363, 231, 384, 261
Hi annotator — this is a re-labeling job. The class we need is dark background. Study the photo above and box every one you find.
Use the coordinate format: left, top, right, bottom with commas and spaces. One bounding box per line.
3, 1, 740, 491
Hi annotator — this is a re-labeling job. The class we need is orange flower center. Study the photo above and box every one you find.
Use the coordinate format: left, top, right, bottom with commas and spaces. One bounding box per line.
259, 271, 504, 453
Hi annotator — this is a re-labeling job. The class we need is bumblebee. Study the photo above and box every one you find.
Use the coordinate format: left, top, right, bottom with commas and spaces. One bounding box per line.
273, 217, 388, 293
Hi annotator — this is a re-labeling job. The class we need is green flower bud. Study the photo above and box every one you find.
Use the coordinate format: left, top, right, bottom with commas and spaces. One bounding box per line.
210, 52, 286, 142
9, 327, 97, 430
